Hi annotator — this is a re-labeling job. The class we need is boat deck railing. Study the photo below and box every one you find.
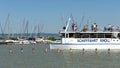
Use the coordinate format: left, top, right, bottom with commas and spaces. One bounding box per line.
60, 29, 120, 33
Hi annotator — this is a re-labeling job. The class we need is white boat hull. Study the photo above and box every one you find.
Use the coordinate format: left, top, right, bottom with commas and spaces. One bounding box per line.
50, 44, 120, 49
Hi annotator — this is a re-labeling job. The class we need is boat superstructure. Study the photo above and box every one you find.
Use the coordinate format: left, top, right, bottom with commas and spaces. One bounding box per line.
50, 17, 120, 49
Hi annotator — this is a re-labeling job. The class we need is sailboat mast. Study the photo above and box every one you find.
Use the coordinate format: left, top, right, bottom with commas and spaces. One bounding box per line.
7, 14, 10, 38
38, 24, 40, 37
0, 23, 4, 36
23, 20, 29, 37
26, 20, 29, 36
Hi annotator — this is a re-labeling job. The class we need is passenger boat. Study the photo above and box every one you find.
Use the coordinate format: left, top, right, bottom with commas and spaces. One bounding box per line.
50, 17, 120, 49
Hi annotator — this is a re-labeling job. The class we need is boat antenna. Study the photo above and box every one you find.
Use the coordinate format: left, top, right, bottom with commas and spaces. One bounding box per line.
70, 14, 74, 23
79, 16, 84, 31
87, 18, 89, 26
87, 17, 92, 27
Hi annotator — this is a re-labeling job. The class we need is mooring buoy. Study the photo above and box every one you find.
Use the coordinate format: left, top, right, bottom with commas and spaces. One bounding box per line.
70, 48, 72, 53
108, 48, 110, 55
95, 48, 98, 54
45, 48, 48, 53
57, 48, 60, 53
82, 48, 85, 51
21, 48, 23, 53
108, 48, 110, 52
32, 47, 35, 53
95, 48, 97, 51
9, 48, 13, 54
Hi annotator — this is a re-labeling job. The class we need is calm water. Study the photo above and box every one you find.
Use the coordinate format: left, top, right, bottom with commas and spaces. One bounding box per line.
0, 44, 120, 68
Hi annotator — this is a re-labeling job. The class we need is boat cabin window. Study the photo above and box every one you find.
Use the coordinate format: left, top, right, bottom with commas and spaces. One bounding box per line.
61, 33, 74, 38
80, 33, 89, 38
61, 33, 114, 38
97, 33, 104, 38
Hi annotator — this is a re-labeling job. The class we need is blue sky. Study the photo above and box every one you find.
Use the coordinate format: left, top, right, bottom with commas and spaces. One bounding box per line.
0, 0, 120, 33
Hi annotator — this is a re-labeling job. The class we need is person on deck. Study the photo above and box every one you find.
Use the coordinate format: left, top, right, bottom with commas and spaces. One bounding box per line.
74, 24, 77, 31
72, 23, 77, 31
72, 23, 75, 31
108, 24, 112, 31
91, 24, 94, 31
93, 23, 97, 32
81, 25, 88, 32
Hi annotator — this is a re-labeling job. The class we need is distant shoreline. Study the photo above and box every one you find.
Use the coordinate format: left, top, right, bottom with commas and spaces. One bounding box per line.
0, 33, 59, 37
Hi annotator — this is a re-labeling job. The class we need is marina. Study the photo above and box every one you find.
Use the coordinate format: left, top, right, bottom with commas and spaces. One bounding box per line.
1, 0, 120, 68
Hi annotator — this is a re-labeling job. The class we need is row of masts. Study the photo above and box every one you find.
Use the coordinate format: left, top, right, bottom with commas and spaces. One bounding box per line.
63, 15, 120, 33
64, 15, 92, 32
0, 14, 44, 38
